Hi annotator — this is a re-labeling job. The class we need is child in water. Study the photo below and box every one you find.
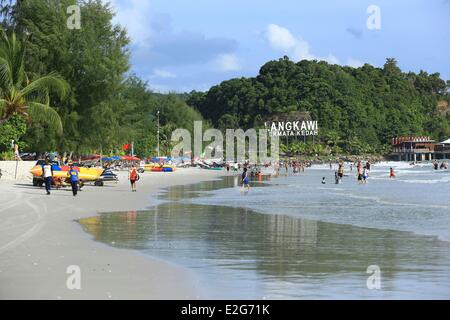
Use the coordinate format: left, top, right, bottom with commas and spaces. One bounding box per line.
335, 172, 340, 184
390, 167, 396, 179
242, 168, 250, 192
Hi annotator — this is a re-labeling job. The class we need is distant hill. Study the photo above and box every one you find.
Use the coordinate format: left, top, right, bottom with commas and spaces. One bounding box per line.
187, 57, 450, 154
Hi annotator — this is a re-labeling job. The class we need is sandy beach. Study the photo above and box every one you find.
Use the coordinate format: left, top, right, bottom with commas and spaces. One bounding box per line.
0, 168, 226, 300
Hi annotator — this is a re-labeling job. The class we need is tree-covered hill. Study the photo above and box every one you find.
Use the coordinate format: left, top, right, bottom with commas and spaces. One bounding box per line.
188, 57, 450, 155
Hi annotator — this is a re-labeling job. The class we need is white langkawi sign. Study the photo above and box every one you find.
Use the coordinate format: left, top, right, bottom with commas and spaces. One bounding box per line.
265, 120, 319, 137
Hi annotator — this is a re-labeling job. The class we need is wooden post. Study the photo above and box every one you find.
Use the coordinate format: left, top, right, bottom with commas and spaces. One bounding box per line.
14, 160, 18, 180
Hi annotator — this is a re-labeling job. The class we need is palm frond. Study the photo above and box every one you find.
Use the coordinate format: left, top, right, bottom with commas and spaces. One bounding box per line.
0, 98, 7, 119
0, 58, 12, 90
21, 72, 69, 99
27, 102, 63, 135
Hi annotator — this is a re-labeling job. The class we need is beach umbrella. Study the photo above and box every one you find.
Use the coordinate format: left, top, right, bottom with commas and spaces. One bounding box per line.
111, 156, 121, 161
81, 154, 101, 161
121, 155, 141, 161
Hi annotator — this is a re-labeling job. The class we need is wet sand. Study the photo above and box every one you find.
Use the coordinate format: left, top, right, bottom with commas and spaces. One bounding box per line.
79, 172, 450, 299
0, 168, 226, 300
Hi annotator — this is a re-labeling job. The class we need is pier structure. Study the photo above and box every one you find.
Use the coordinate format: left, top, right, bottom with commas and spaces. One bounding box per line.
391, 136, 450, 161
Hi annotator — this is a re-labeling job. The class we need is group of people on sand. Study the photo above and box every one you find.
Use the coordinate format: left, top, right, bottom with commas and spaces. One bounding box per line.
41, 159, 81, 197
40, 160, 140, 197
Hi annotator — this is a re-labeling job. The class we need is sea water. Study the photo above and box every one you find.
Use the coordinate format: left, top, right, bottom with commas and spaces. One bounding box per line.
79, 162, 450, 299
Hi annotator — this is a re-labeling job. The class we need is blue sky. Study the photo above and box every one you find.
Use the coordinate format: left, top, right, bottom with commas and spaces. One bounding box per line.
106, 0, 450, 92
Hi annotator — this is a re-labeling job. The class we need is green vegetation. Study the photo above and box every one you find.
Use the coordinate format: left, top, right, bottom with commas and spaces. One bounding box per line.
0, 114, 26, 152
188, 57, 450, 156
0, 0, 202, 157
0, 1, 448, 158
0, 30, 69, 133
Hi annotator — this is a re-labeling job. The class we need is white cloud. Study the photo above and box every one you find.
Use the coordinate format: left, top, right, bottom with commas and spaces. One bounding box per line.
266, 24, 339, 64
266, 24, 299, 51
346, 58, 364, 68
105, 0, 154, 44
149, 69, 177, 79
216, 54, 241, 72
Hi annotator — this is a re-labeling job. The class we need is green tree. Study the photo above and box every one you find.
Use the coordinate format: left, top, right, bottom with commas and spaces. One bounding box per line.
0, 114, 27, 151
0, 30, 68, 134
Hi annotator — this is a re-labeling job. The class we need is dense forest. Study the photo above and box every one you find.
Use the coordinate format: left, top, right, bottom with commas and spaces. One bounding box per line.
0, 0, 202, 159
0, 0, 449, 159
188, 57, 450, 155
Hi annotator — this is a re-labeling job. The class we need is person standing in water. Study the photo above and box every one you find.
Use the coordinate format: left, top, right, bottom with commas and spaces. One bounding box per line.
242, 168, 250, 192
42, 159, 53, 195
390, 167, 396, 179
363, 166, 369, 183
67, 165, 79, 197
338, 162, 344, 182
129, 165, 139, 192
357, 163, 364, 184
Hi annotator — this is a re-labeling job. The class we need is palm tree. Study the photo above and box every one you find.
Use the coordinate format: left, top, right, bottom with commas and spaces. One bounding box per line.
0, 30, 69, 134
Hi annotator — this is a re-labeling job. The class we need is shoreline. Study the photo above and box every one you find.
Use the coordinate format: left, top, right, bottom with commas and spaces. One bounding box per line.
0, 168, 226, 300
77, 168, 450, 299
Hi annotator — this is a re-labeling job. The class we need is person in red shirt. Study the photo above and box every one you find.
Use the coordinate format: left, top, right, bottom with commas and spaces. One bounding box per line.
128, 165, 139, 192
390, 167, 396, 179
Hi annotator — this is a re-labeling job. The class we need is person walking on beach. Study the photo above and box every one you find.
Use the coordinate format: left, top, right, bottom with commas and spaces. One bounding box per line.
13, 142, 22, 161
242, 167, 250, 192
129, 165, 139, 192
42, 159, 53, 195
68, 165, 79, 197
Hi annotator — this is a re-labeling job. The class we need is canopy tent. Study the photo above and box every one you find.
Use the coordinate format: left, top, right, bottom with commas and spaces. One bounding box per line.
440, 138, 450, 144
121, 155, 141, 161
81, 154, 101, 161
151, 156, 171, 163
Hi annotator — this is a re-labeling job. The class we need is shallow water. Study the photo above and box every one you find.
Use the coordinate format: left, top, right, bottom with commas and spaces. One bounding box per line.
79, 163, 450, 299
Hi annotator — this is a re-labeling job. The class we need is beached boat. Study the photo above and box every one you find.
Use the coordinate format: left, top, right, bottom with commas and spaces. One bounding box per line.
205, 167, 224, 171
30, 162, 104, 186
144, 163, 176, 172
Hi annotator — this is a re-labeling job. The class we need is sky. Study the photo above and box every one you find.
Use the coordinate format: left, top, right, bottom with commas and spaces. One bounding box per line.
104, 0, 450, 93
